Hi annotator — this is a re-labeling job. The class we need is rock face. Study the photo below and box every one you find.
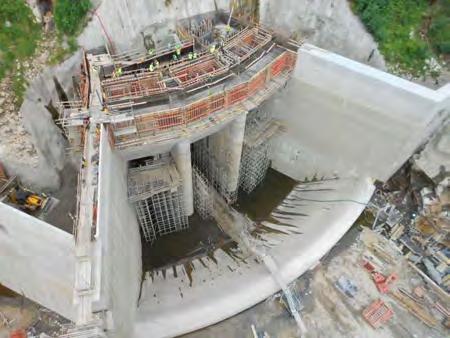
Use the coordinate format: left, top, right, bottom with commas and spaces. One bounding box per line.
78, 0, 230, 53
260, 0, 386, 69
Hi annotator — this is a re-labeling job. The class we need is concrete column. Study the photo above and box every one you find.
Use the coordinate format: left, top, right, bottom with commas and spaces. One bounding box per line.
171, 140, 194, 216
225, 112, 247, 192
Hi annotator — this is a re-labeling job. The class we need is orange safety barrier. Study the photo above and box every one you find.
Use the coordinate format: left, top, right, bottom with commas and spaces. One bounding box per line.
111, 50, 296, 146
227, 83, 248, 106
208, 93, 225, 114
270, 53, 288, 78
156, 109, 184, 130
248, 70, 266, 96
185, 100, 209, 123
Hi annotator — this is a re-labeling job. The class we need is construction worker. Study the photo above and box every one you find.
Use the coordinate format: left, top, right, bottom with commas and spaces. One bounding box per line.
175, 44, 181, 56
193, 52, 198, 59
149, 62, 155, 72
226, 25, 232, 33
148, 48, 155, 56
209, 44, 216, 54
172, 54, 178, 61
114, 67, 123, 78
154, 59, 159, 68
188, 52, 193, 60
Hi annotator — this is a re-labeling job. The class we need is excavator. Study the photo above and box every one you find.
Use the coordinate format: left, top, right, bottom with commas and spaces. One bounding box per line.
0, 162, 48, 212
7, 186, 48, 212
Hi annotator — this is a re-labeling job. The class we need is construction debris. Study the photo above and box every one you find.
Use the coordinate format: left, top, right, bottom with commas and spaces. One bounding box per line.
362, 299, 394, 328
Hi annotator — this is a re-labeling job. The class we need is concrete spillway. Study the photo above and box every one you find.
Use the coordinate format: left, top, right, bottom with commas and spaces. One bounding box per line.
1, 27, 449, 338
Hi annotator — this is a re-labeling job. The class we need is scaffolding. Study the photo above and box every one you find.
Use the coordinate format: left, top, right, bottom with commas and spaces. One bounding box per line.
239, 109, 281, 193
128, 155, 188, 242
192, 138, 237, 206
193, 166, 214, 219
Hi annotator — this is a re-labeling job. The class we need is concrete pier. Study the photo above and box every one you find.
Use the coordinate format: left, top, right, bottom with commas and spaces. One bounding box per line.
226, 113, 247, 193
171, 140, 194, 216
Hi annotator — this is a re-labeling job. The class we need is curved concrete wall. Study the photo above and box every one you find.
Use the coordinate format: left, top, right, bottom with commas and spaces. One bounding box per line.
0, 203, 75, 320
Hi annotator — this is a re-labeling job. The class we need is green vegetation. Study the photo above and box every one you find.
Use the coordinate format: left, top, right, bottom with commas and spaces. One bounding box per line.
353, 0, 449, 77
428, 0, 450, 55
54, 0, 91, 36
0, 0, 41, 99
51, 0, 91, 65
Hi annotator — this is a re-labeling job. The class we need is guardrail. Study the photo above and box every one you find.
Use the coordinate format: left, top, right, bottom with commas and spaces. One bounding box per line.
110, 50, 297, 148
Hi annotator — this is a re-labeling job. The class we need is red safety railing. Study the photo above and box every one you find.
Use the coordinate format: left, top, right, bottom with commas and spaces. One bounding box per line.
111, 50, 297, 145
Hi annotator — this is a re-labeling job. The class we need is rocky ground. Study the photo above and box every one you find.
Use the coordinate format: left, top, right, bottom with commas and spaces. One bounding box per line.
0, 34, 58, 171
183, 227, 449, 338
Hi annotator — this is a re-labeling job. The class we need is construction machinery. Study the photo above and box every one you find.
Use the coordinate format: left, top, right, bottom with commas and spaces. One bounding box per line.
7, 186, 49, 212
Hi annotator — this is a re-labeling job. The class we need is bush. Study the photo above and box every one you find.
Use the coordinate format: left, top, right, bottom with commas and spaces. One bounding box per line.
0, 0, 41, 80
353, 0, 432, 76
54, 0, 91, 36
428, 0, 450, 55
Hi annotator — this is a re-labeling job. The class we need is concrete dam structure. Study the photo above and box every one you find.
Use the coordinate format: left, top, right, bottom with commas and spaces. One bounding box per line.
1, 4, 449, 338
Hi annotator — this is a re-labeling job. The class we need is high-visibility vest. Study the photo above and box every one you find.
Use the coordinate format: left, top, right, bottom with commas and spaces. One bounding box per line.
193, 52, 198, 59
209, 45, 215, 53
154, 60, 159, 68
148, 48, 154, 55
149, 63, 154, 72
188, 52, 193, 60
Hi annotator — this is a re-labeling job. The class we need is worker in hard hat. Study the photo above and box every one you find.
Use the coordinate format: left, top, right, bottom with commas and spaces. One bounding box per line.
188, 52, 193, 60
149, 63, 155, 72
148, 48, 155, 56
193, 52, 198, 59
209, 44, 216, 54
154, 59, 159, 68
114, 67, 123, 78
172, 54, 178, 61
176, 44, 181, 56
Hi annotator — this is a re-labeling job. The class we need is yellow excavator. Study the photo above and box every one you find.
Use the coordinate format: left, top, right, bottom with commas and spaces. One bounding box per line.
8, 186, 48, 212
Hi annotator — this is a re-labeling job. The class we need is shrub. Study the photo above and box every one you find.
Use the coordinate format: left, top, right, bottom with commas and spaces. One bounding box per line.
0, 0, 41, 80
54, 0, 91, 36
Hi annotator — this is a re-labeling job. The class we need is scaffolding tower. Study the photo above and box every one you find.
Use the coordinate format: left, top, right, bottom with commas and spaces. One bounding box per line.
192, 138, 237, 206
128, 155, 188, 242
239, 109, 281, 193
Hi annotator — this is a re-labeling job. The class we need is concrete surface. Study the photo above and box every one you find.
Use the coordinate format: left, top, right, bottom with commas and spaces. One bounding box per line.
182, 228, 448, 338
96, 126, 142, 337
171, 141, 194, 216
134, 177, 374, 337
0, 203, 75, 321
269, 44, 450, 183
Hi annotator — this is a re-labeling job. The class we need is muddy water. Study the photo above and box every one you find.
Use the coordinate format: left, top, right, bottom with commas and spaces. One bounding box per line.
142, 169, 297, 274
141, 213, 230, 272
234, 168, 297, 221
